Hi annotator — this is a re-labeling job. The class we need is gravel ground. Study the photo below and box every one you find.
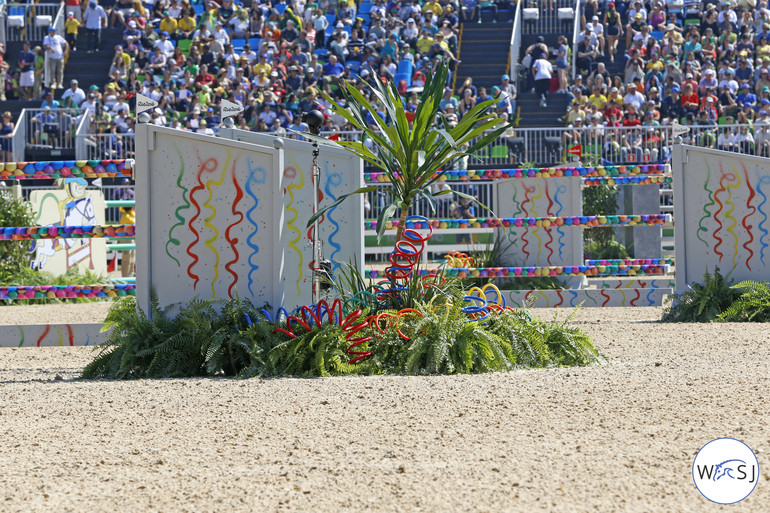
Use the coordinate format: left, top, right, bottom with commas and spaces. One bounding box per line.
0, 304, 768, 512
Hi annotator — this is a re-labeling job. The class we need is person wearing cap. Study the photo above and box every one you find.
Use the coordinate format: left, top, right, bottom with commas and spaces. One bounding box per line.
154, 31, 175, 58
603, 2, 623, 62
42, 27, 68, 89
662, 84, 683, 119
83, 1, 107, 53
588, 15, 606, 57
17, 41, 36, 100
626, 10, 647, 49
61, 79, 86, 107
159, 11, 178, 39
64, 11, 81, 53
576, 31, 598, 78
755, 68, 770, 96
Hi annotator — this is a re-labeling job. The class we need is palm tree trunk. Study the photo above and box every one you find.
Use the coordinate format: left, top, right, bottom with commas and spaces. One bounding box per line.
395, 201, 409, 241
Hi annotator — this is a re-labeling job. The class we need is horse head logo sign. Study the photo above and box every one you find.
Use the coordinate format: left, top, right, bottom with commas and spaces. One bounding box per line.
693, 438, 759, 505
31, 177, 99, 272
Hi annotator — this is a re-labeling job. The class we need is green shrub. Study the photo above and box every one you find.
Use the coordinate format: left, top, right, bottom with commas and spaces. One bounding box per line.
717, 281, 770, 322
661, 268, 741, 322
0, 191, 34, 282
82, 294, 272, 379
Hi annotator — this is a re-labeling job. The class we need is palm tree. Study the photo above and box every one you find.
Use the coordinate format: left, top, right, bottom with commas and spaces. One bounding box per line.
304, 63, 510, 242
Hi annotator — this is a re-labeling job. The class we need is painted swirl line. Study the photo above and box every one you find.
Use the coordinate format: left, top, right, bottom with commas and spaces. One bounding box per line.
284, 163, 305, 297
554, 289, 563, 307
600, 288, 610, 307
553, 184, 567, 261
17, 326, 24, 347
166, 144, 188, 267
646, 288, 655, 306
186, 157, 218, 290
723, 171, 740, 269
696, 163, 714, 248
630, 289, 640, 306
203, 151, 232, 296
323, 166, 343, 268
756, 175, 770, 265
740, 164, 757, 271
543, 182, 554, 265
712, 172, 728, 263
618, 289, 626, 306
530, 184, 543, 262
224, 161, 245, 298
245, 160, 267, 296
520, 183, 536, 260
568, 289, 578, 307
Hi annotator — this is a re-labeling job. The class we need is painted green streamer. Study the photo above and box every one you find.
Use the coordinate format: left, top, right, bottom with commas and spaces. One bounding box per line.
697, 163, 715, 247
166, 144, 190, 267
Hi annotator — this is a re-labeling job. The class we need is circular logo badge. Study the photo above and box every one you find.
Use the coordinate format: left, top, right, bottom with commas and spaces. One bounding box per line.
693, 438, 759, 505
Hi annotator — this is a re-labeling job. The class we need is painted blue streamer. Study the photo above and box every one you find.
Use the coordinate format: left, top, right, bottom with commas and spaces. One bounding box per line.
568, 289, 578, 307
755, 176, 770, 265
245, 160, 267, 296
553, 184, 567, 261
324, 168, 343, 269
646, 288, 655, 306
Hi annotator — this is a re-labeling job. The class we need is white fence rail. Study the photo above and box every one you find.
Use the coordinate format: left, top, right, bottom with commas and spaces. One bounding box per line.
22, 107, 80, 155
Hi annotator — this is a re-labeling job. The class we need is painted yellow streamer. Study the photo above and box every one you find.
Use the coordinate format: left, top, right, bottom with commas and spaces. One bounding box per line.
284, 157, 305, 296
203, 150, 232, 297
724, 170, 741, 270
56, 326, 62, 346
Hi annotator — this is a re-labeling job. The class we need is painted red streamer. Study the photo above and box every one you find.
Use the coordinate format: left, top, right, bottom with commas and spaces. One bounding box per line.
186, 158, 218, 289
741, 165, 757, 271
225, 162, 244, 298
712, 173, 729, 263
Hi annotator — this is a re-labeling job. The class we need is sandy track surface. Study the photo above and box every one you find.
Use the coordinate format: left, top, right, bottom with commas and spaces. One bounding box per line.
0, 304, 768, 512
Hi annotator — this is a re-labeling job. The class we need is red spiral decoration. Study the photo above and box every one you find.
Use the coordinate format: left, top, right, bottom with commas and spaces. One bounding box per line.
272, 299, 374, 364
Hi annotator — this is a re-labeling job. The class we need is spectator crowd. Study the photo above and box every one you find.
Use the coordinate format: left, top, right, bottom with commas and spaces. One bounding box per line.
11, 0, 487, 147
524, 0, 770, 161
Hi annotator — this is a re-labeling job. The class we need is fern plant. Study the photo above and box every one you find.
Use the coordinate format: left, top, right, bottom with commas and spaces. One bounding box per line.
662, 268, 741, 322
484, 308, 601, 368
267, 312, 376, 377
371, 298, 516, 375
82, 294, 208, 379
82, 294, 273, 379
717, 281, 770, 322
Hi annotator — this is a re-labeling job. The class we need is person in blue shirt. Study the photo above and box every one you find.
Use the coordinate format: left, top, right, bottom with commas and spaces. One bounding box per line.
322, 54, 345, 85
40, 90, 60, 110
17, 41, 36, 100
736, 83, 757, 109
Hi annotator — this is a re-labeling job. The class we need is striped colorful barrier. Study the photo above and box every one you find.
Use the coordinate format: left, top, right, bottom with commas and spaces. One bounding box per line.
0, 284, 136, 300
583, 176, 672, 186
585, 258, 674, 266
365, 264, 670, 279
0, 160, 134, 180
364, 164, 669, 183
365, 214, 671, 231
1, 224, 136, 240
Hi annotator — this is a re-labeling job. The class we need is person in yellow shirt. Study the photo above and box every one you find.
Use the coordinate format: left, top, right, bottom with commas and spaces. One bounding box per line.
253, 53, 272, 77
159, 11, 178, 38
424, 0, 443, 16
65, 12, 80, 52
588, 86, 607, 109
178, 11, 197, 40
416, 30, 434, 54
